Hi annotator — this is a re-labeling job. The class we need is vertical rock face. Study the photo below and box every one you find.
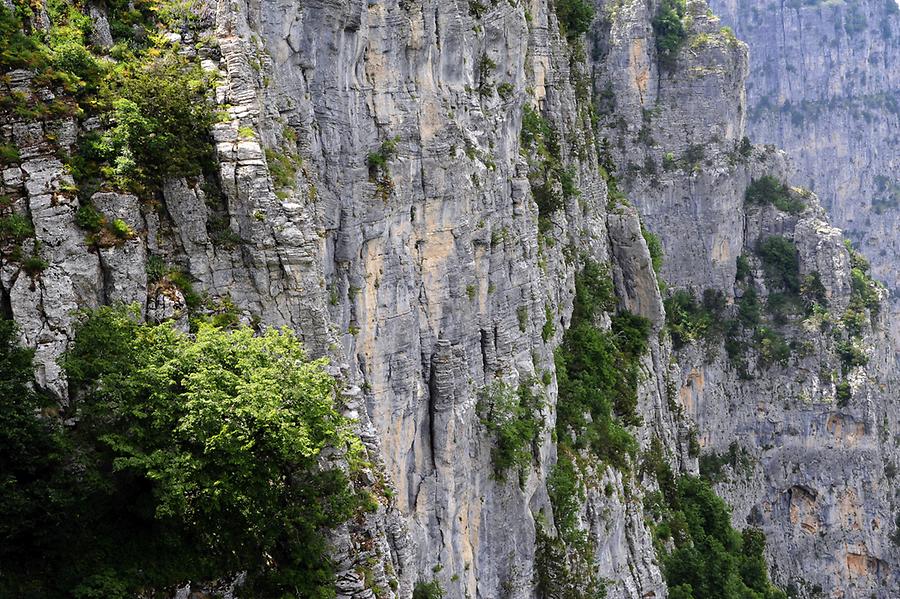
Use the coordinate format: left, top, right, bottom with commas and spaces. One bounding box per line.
1, 0, 899, 597
591, 1, 900, 596
708, 0, 900, 340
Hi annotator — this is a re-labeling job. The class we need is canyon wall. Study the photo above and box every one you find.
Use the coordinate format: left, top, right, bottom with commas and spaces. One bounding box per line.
1, 0, 898, 597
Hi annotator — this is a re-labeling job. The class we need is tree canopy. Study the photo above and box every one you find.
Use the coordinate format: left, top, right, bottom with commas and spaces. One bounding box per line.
0, 307, 366, 598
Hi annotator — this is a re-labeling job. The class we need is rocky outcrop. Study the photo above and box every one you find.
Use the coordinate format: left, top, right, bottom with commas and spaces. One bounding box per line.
709, 0, 900, 342
591, 1, 900, 596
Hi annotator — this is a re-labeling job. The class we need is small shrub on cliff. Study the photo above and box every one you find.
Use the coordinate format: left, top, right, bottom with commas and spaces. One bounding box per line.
735, 254, 752, 282
366, 137, 398, 178
266, 147, 302, 190
843, 4, 867, 35
757, 236, 800, 293
74, 204, 105, 232
744, 176, 805, 214
413, 580, 445, 599
0, 143, 20, 165
477, 380, 544, 483
521, 105, 577, 220
699, 441, 753, 483
108, 217, 134, 239
653, 0, 687, 66
99, 51, 217, 192
650, 475, 786, 599
0, 213, 34, 245
555, 0, 595, 39
836, 338, 868, 374
642, 225, 664, 274
554, 260, 649, 470
547, 451, 585, 539
665, 289, 726, 350
842, 240, 882, 335
754, 326, 791, 368
836, 381, 852, 407
21, 252, 49, 276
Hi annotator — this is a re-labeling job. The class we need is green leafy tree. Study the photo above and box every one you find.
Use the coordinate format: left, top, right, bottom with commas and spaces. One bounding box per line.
757, 236, 800, 293
1, 307, 366, 597
556, 0, 595, 39
653, 0, 687, 65
744, 176, 805, 214
554, 260, 650, 470
0, 320, 74, 596
477, 380, 544, 482
100, 51, 217, 190
657, 477, 786, 599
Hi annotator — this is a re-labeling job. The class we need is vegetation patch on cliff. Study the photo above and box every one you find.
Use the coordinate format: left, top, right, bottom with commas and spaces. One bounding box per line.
0, 308, 370, 597
554, 259, 650, 470
642, 439, 786, 599
477, 379, 544, 485
1, 0, 218, 199
653, 0, 687, 67
536, 258, 653, 598
555, 0, 595, 40
744, 176, 805, 215
521, 105, 579, 230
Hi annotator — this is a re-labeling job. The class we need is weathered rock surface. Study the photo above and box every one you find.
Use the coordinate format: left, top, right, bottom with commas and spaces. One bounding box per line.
709, 0, 900, 342
592, 1, 900, 596
1, 0, 899, 598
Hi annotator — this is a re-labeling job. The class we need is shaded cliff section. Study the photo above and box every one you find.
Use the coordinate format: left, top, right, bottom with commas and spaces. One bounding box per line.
0, 0, 680, 596
589, 0, 900, 597
709, 0, 900, 341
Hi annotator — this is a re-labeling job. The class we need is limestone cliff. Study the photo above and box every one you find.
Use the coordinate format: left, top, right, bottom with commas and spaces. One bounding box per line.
591, 1, 900, 596
708, 0, 900, 341
1, 0, 898, 598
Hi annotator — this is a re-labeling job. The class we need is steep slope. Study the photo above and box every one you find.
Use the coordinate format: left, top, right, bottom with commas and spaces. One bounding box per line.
0, 0, 898, 598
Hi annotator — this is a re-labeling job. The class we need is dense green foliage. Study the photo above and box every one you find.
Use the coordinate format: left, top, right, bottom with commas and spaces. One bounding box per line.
662, 478, 786, 599
521, 105, 578, 227
547, 451, 586, 538
98, 53, 217, 190
554, 260, 650, 471
534, 517, 607, 599
757, 236, 800, 293
643, 443, 785, 599
0, 308, 366, 597
842, 240, 882, 336
538, 452, 608, 599
666, 255, 798, 375
555, 0, 595, 39
744, 176, 805, 214
642, 225, 664, 274
664, 289, 726, 350
1, 0, 217, 197
477, 380, 544, 483
412, 580, 445, 599
0, 320, 69, 587
537, 259, 651, 598
653, 0, 687, 66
